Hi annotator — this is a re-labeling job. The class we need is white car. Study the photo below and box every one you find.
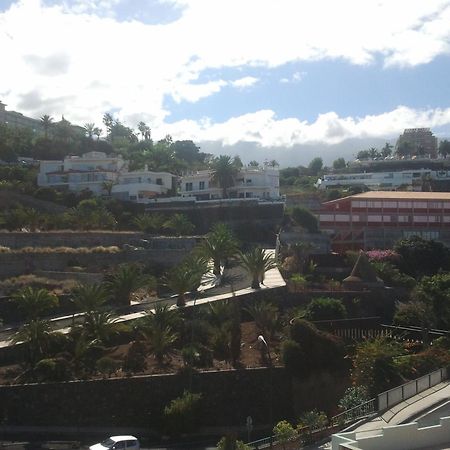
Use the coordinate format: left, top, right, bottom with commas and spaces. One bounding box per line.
89, 436, 140, 450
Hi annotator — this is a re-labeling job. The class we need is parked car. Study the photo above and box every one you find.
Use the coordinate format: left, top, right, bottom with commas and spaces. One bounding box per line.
89, 436, 140, 450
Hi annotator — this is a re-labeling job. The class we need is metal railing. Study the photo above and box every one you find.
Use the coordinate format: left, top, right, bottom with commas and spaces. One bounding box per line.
331, 398, 377, 426
378, 367, 447, 411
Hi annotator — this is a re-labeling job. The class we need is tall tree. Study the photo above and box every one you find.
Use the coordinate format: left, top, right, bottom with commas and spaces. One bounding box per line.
84, 123, 96, 139
308, 157, 323, 176
137, 121, 151, 141
210, 155, 240, 198
381, 142, 393, 158
40, 115, 54, 139
439, 140, 450, 159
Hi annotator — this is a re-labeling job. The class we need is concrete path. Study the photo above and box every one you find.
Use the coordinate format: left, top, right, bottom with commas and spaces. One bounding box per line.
0, 250, 285, 348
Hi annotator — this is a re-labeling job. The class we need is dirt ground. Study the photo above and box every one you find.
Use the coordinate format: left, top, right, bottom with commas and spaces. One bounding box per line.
0, 321, 282, 384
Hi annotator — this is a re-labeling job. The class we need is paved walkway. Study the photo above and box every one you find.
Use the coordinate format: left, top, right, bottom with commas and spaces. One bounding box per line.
0, 250, 286, 348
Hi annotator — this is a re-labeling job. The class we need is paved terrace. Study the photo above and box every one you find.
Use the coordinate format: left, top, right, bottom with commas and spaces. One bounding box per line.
0, 249, 286, 349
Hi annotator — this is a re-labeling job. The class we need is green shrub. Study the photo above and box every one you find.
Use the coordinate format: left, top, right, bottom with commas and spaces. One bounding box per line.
163, 390, 202, 436
96, 356, 120, 377
281, 339, 304, 376
34, 357, 72, 382
304, 297, 347, 321
123, 340, 147, 374
181, 344, 213, 368
273, 420, 298, 449
298, 410, 328, 443
338, 386, 370, 411
216, 435, 251, 450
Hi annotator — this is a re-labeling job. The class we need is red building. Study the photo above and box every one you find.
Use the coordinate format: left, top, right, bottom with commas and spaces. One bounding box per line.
319, 191, 450, 252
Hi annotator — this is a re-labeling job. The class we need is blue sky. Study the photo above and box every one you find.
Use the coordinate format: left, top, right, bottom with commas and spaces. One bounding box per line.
1, 0, 450, 164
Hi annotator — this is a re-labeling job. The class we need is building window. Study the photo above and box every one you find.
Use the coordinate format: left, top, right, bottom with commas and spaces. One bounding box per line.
368, 215, 382, 222
156, 178, 162, 185
398, 215, 411, 222
320, 214, 334, 221
185, 182, 193, 191
413, 201, 427, 209
335, 214, 349, 222
399, 201, 413, 208
382, 201, 397, 208
199, 181, 205, 190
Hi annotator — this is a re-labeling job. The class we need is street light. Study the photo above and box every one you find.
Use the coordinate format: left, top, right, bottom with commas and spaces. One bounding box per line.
258, 334, 273, 442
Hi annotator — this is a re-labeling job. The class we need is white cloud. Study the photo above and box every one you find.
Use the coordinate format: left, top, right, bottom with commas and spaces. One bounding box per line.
1, 0, 450, 141
280, 71, 306, 84
230, 76, 259, 89
157, 106, 450, 147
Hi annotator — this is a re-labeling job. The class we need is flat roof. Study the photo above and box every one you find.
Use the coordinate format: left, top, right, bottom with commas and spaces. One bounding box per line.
324, 191, 450, 204
355, 191, 450, 200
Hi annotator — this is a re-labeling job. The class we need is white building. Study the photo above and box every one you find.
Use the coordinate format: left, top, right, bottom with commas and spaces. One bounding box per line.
180, 165, 280, 200
37, 151, 176, 203
316, 168, 450, 191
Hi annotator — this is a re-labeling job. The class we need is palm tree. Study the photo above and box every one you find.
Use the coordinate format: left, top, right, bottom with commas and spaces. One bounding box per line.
137, 304, 181, 334
105, 264, 155, 306
164, 213, 195, 236
381, 143, 393, 158
82, 310, 125, 345
210, 155, 240, 198
163, 263, 200, 307
101, 180, 117, 197
197, 223, 239, 275
40, 115, 53, 139
133, 213, 165, 234
12, 319, 54, 364
84, 123, 96, 139
93, 127, 102, 140
239, 247, 277, 289
71, 283, 108, 314
12, 287, 59, 321
143, 326, 178, 365
137, 121, 151, 141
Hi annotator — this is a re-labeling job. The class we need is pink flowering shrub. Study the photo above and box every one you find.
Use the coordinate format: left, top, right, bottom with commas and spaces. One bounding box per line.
365, 249, 400, 263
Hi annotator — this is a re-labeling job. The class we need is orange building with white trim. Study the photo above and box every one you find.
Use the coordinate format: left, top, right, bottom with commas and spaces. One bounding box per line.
319, 191, 450, 252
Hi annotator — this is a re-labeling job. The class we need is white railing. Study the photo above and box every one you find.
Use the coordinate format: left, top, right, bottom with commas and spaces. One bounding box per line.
378, 367, 447, 411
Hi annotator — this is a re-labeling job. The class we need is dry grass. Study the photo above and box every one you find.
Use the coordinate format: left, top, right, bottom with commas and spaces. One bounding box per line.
0, 246, 121, 254
0, 274, 78, 295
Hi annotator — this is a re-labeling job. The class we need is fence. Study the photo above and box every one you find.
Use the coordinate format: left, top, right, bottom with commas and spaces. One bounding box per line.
378, 367, 448, 411
330, 398, 377, 426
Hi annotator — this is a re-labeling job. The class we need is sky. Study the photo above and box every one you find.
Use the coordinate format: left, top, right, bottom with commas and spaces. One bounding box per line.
1, 0, 450, 165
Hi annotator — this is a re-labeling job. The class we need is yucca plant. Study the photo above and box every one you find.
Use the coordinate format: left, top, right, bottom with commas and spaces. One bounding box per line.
164, 213, 195, 236
12, 287, 59, 320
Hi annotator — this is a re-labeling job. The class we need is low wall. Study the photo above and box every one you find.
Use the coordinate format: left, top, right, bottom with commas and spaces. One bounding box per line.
0, 248, 190, 279
0, 368, 293, 432
0, 232, 199, 250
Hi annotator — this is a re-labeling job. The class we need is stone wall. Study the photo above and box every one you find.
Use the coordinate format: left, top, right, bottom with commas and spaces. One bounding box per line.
0, 248, 189, 279
0, 232, 200, 250
0, 368, 294, 432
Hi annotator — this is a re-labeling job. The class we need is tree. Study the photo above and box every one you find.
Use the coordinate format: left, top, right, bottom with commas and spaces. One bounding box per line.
144, 325, 178, 365
82, 310, 125, 345
105, 264, 155, 306
439, 140, 450, 159
101, 180, 116, 197
137, 121, 151, 141
163, 390, 202, 436
12, 319, 55, 364
332, 158, 346, 170
352, 337, 403, 396
40, 115, 53, 139
164, 213, 195, 236
308, 157, 323, 176
394, 235, 450, 277
84, 123, 95, 139
413, 273, 450, 329
163, 262, 201, 307
290, 206, 319, 233
273, 421, 298, 450
248, 160, 259, 167
356, 150, 370, 160
304, 297, 347, 321
133, 213, 165, 234
239, 247, 276, 289
396, 141, 413, 158
210, 155, 240, 198
381, 143, 393, 158
368, 147, 380, 159
196, 223, 239, 275
71, 283, 108, 314
245, 300, 279, 338
12, 287, 58, 321
338, 386, 370, 411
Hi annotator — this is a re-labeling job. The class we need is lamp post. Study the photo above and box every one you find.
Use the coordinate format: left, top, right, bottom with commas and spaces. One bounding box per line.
258, 335, 273, 442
